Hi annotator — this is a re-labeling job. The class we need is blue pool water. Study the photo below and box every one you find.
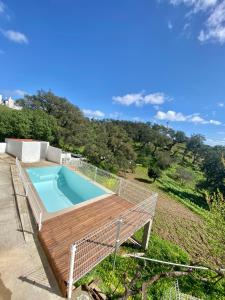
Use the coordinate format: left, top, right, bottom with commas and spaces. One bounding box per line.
26, 166, 107, 213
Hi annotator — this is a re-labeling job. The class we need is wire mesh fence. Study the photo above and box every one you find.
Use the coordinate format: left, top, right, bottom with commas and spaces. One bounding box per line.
163, 281, 202, 300
71, 194, 157, 283
65, 159, 155, 204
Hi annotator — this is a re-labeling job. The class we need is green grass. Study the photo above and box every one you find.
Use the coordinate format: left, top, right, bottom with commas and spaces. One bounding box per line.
75, 234, 224, 299
133, 165, 209, 218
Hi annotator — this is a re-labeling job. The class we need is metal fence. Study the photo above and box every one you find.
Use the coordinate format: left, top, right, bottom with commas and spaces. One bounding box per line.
163, 281, 202, 300
15, 158, 43, 231
65, 159, 158, 299
65, 159, 154, 205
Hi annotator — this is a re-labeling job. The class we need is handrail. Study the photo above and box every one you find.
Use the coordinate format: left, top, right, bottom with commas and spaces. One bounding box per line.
75, 194, 157, 246
65, 159, 158, 292
15, 157, 43, 231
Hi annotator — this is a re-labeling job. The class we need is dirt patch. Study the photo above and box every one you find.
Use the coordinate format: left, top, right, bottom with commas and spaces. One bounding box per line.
153, 194, 211, 263
127, 173, 212, 263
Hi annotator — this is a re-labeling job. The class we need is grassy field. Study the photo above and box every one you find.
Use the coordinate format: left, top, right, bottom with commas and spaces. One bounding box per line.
75, 164, 224, 299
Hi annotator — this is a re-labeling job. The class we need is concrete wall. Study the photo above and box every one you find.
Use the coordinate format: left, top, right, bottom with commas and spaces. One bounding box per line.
46, 146, 62, 164
0, 143, 6, 153
40, 141, 49, 159
5, 139, 23, 160
21, 142, 41, 163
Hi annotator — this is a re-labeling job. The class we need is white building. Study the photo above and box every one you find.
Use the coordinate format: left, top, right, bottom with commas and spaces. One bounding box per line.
0, 94, 22, 110
0, 138, 71, 164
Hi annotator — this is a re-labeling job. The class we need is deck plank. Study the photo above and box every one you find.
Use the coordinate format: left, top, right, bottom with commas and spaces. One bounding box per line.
39, 194, 151, 296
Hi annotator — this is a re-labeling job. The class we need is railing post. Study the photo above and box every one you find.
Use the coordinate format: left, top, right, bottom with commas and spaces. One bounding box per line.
118, 178, 123, 196
94, 166, 97, 182
113, 218, 123, 270
67, 243, 77, 299
142, 219, 152, 250
38, 212, 42, 231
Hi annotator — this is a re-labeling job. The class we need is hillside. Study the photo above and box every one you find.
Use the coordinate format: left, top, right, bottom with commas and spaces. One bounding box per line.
0, 91, 224, 299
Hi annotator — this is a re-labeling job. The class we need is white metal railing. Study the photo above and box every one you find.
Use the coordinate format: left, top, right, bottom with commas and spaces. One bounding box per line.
64, 159, 158, 299
15, 157, 43, 231
163, 281, 202, 300
65, 159, 154, 204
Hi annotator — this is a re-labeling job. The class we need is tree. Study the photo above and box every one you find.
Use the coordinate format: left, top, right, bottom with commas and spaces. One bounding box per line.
0, 106, 32, 140
204, 190, 225, 266
17, 90, 87, 148
184, 134, 205, 164
200, 147, 225, 194
84, 121, 136, 172
30, 110, 58, 143
0, 106, 59, 143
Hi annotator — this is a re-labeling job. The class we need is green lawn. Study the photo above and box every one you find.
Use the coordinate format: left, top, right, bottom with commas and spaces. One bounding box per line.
133, 165, 209, 218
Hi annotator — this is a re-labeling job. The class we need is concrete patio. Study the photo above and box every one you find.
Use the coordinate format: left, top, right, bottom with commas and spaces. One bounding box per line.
0, 154, 63, 300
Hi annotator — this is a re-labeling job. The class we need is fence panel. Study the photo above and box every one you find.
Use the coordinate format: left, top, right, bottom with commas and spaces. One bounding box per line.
70, 192, 157, 283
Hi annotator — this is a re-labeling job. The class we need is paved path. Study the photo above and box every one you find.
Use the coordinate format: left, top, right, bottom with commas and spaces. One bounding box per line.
0, 154, 64, 300
0, 155, 23, 251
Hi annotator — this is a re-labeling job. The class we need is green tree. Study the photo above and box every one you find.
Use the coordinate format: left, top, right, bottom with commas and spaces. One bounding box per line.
17, 90, 87, 148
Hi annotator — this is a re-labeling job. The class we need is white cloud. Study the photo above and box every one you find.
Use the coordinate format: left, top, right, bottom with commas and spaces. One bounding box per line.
155, 110, 222, 125
132, 116, 143, 122
168, 20, 173, 30
155, 110, 187, 121
167, 0, 225, 44
82, 109, 105, 119
113, 92, 168, 106
206, 137, 225, 146
0, 1, 5, 14
1, 30, 29, 44
109, 112, 123, 119
208, 119, 222, 125
170, 0, 218, 12
0, 89, 27, 98
218, 102, 224, 107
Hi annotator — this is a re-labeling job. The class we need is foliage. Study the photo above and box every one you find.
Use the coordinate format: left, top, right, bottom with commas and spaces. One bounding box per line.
0, 106, 58, 143
75, 234, 225, 299
200, 147, 225, 194
204, 190, 225, 266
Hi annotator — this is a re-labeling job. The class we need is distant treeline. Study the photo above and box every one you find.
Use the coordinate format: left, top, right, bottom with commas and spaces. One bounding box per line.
1, 90, 225, 196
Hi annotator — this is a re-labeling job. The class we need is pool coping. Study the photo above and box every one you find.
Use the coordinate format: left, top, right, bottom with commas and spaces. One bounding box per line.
24, 165, 115, 222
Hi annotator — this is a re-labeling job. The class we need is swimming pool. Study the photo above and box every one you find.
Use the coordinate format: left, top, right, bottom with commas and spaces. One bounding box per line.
26, 166, 108, 213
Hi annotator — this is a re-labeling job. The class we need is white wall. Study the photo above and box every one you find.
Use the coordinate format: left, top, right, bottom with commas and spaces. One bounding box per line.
0, 143, 6, 153
5, 139, 23, 160
40, 141, 49, 159
21, 142, 41, 163
46, 145, 62, 164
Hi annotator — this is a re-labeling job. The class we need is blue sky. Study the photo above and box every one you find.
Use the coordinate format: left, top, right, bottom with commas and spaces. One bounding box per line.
1, 0, 225, 145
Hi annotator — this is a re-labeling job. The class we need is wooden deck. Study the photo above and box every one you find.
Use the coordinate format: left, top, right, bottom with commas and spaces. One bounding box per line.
39, 194, 139, 296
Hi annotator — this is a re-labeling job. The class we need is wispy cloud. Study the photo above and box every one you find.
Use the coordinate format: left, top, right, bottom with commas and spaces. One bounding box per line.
0, 0, 5, 14
218, 102, 224, 107
206, 137, 225, 146
0, 89, 27, 98
82, 109, 105, 119
1, 29, 29, 44
198, 1, 225, 44
155, 110, 222, 125
168, 20, 173, 30
109, 112, 123, 119
170, 0, 217, 13
166, 0, 225, 44
113, 92, 169, 106
0, 1, 11, 20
